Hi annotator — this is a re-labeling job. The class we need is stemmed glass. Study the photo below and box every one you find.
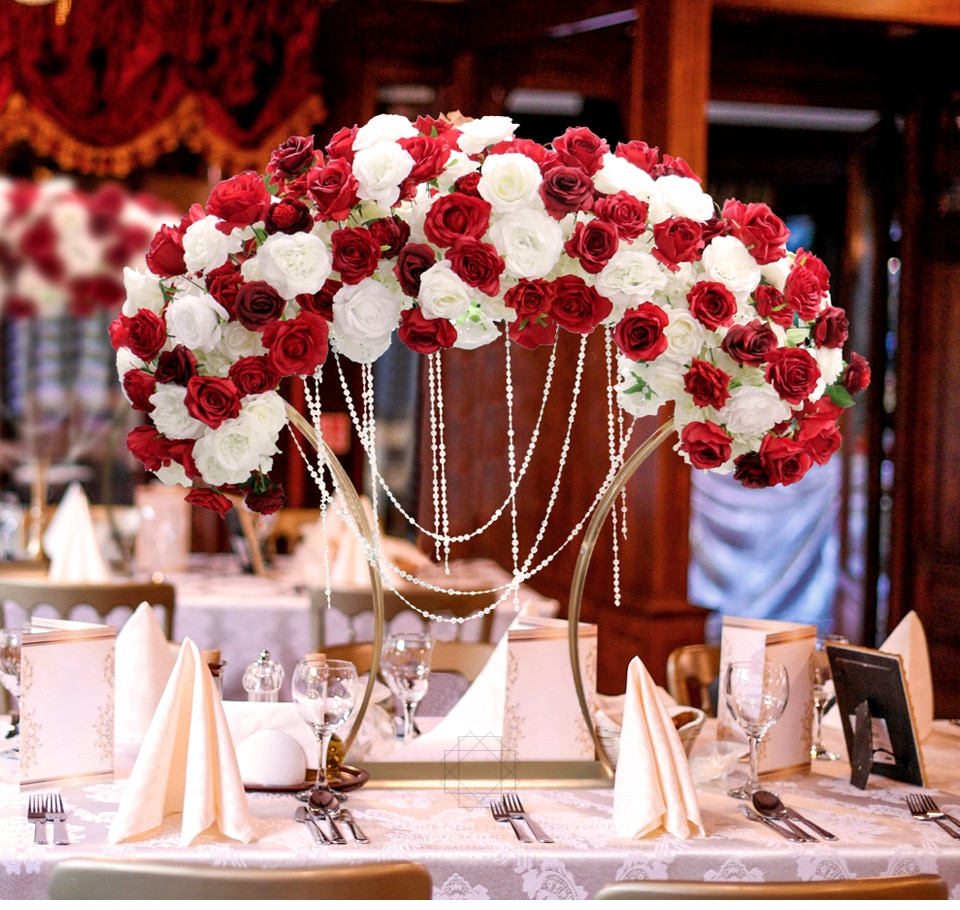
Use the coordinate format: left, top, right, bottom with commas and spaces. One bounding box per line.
723, 660, 790, 799
0, 627, 28, 751
380, 631, 433, 741
812, 633, 847, 760
291, 657, 358, 800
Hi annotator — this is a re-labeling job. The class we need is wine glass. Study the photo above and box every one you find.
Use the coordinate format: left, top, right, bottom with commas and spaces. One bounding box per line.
0, 627, 28, 750
380, 631, 433, 741
723, 660, 790, 799
291, 657, 358, 800
812, 633, 847, 760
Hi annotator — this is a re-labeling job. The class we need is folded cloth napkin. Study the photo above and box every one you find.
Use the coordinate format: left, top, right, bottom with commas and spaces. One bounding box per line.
880, 610, 933, 740
109, 637, 255, 846
42, 481, 110, 581
613, 656, 703, 840
114, 602, 177, 745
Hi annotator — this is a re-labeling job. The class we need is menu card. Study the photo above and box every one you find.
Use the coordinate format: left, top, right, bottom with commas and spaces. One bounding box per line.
717, 615, 816, 778
19, 617, 116, 789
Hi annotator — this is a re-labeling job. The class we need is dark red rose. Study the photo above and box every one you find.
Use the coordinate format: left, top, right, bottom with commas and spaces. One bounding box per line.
721, 319, 778, 366
331, 227, 382, 284
453, 172, 482, 197
325, 126, 358, 162
109, 310, 167, 361
244, 481, 286, 515
297, 278, 340, 320
721, 199, 790, 265
265, 198, 313, 235
145, 224, 186, 277
687, 281, 737, 331
764, 347, 821, 405
795, 413, 842, 464
753, 284, 795, 328
701, 215, 731, 244
733, 452, 771, 488
563, 220, 620, 274
593, 191, 649, 241
759, 434, 814, 486
154, 345, 197, 385
423, 193, 492, 247
398, 307, 457, 354
205, 261, 243, 314
229, 356, 281, 396
614, 303, 669, 361
841, 352, 871, 394
122, 369, 156, 412
551, 274, 613, 335
367, 216, 410, 259
445, 238, 504, 297
206, 171, 272, 233
68, 275, 125, 316
540, 165, 595, 218
263, 311, 330, 377
186, 487, 234, 518
680, 421, 733, 469
615, 140, 659, 174
653, 217, 704, 269
234, 280, 286, 331
20, 218, 60, 280
505, 279, 557, 350
684, 359, 732, 409
305, 158, 360, 221
552, 127, 609, 176
267, 136, 317, 183
813, 306, 849, 348
395, 243, 437, 298
184, 376, 241, 429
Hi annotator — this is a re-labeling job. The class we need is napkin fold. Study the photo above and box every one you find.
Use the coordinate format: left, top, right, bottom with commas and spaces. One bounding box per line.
880, 610, 933, 741
109, 637, 255, 846
613, 656, 703, 840
42, 481, 110, 581
114, 602, 177, 745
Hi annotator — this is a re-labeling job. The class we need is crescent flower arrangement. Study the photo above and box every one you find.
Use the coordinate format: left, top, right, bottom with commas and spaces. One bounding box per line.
109, 112, 870, 519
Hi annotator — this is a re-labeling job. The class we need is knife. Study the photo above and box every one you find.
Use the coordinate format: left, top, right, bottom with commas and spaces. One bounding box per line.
739, 805, 804, 841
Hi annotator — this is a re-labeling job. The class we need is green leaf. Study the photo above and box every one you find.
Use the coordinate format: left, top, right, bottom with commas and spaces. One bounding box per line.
827, 384, 855, 408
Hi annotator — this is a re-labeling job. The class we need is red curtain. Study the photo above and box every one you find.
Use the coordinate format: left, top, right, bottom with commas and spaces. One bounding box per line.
0, 0, 332, 176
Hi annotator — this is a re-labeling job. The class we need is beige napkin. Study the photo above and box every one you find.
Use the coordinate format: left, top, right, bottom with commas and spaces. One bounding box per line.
109, 637, 255, 846
42, 481, 110, 581
114, 602, 177, 745
880, 610, 933, 741
613, 656, 703, 839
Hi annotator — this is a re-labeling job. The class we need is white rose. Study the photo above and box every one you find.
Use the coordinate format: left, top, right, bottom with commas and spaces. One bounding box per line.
121, 267, 166, 316
256, 232, 332, 300
647, 174, 714, 223
331, 278, 402, 360
331, 333, 393, 364
477, 153, 543, 214
149, 384, 206, 440
352, 114, 419, 150
594, 153, 656, 201
239, 390, 288, 439
701, 235, 762, 297
435, 149, 480, 192
453, 312, 501, 350
596, 250, 668, 307
813, 345, 843, 391
116, 347, 146, 379
352, 143, 415, 210
14, 266, 62, 318
760, 255, 792, 292
153, 462, 191, 487
718, 383, 793, 439
165, 290, 228, 351
192, 408, 280, 487
643, 358, 687, 402
616, 361, 666, 419
662, 309, 707, 362
216, 321, 267, 364
182, 215, 243, 274
488, 209, 563, 279
456, 116, 518, 155
417, 262, 474, 321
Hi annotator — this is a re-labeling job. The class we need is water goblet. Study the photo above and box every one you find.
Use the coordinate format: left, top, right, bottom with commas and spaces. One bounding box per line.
723, 660, 790, 799
0, 627, 28, 750
380, 631, 433, 741
291, 657, 358, 800
812, 633, 847, 760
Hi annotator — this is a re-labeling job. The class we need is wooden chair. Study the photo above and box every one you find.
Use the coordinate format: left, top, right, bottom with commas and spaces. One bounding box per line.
665, 643, 721, 716
324, 639, 495, 682
593, 874, 949, 900
48, 857, 433, 900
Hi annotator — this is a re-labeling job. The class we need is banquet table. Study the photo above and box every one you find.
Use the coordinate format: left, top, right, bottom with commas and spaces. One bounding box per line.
2, 721, 960, 900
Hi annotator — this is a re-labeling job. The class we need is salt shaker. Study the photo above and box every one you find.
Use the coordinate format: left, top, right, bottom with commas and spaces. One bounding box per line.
242, 649, 285, 702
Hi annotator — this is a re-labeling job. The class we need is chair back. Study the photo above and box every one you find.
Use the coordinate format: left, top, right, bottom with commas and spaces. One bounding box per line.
665, 643, 721, 716
49, 857, 433, 900
324, 639, 495, 682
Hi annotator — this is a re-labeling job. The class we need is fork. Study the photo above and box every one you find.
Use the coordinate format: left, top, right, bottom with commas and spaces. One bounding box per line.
490, 799, 533, 842
27, 793, 48, 845
906, 793, 960, 839
504, 792, 554, 843
49, 793, 70, 845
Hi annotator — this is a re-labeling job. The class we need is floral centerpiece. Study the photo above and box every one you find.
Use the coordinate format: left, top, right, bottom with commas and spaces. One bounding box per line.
110, 112, 869, 523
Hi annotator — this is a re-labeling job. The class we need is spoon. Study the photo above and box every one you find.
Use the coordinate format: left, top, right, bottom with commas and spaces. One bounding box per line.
752, 789, 837, 841
295, 805, 329, 844
309, 788, 347, 844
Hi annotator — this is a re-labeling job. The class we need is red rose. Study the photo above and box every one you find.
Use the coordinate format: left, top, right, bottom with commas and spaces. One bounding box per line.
505, 279, 557, 350
423, 194, 492, 247
206, 171, 272, 233
127, 424, 192, 472
297, 278, 340, 320
613, 303, 669, 361
445, 238, 504, 297
453, 172, 482, 197
331, 227, 382, 284
813, 306, 849, 348
398, 136, 449, 196
785, 249, 830, 321
244, 482, 286, 516
733, 452, 771, 488
759, 434, 814, 486
687, 281, 737, 331
367, 216, 410, 260
550, 275, 612, 335
841, 352, 871, 394
184, 376, 241, 429
563, 220, 620, 274
764, 347, 821, 405
186, 487, 234, 518
398, 307, 457, 354
795, 413, 842, 464
69, 275, 124, 316
305, 158, 360, 221
20, 218, 61, 280
229, 356, 281, 396
654, 155, 699, 181
205, 261, 243, 314
615, 140, 659, 173
394, 243, 437, 298
680, 421, 733, 469
683, 359, 732, 409
263, 311, 330, 377
109, 310, 167, 361
325, 126, 358, 162
653, 217, 704, 269
145, 224, 186, 277
721, 319, 778, 366
267, 136, 317, 183
265, 198, 313, 235
234, 280, 286, 331
122, 369, 156, 412
593, 191, 649, 241
154, 345, 197, 385
721, 199, 789, 265
753, 284, 795, 328
540, 165, 595, 218
552, 127, 609, 176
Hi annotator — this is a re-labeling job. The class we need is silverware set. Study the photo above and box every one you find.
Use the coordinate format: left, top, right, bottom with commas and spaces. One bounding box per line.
490, 793, 553, 843
738, 790, 838, 842
906, 793, 960, 838
26, 792, 69, 845
293, 799, 369, 845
